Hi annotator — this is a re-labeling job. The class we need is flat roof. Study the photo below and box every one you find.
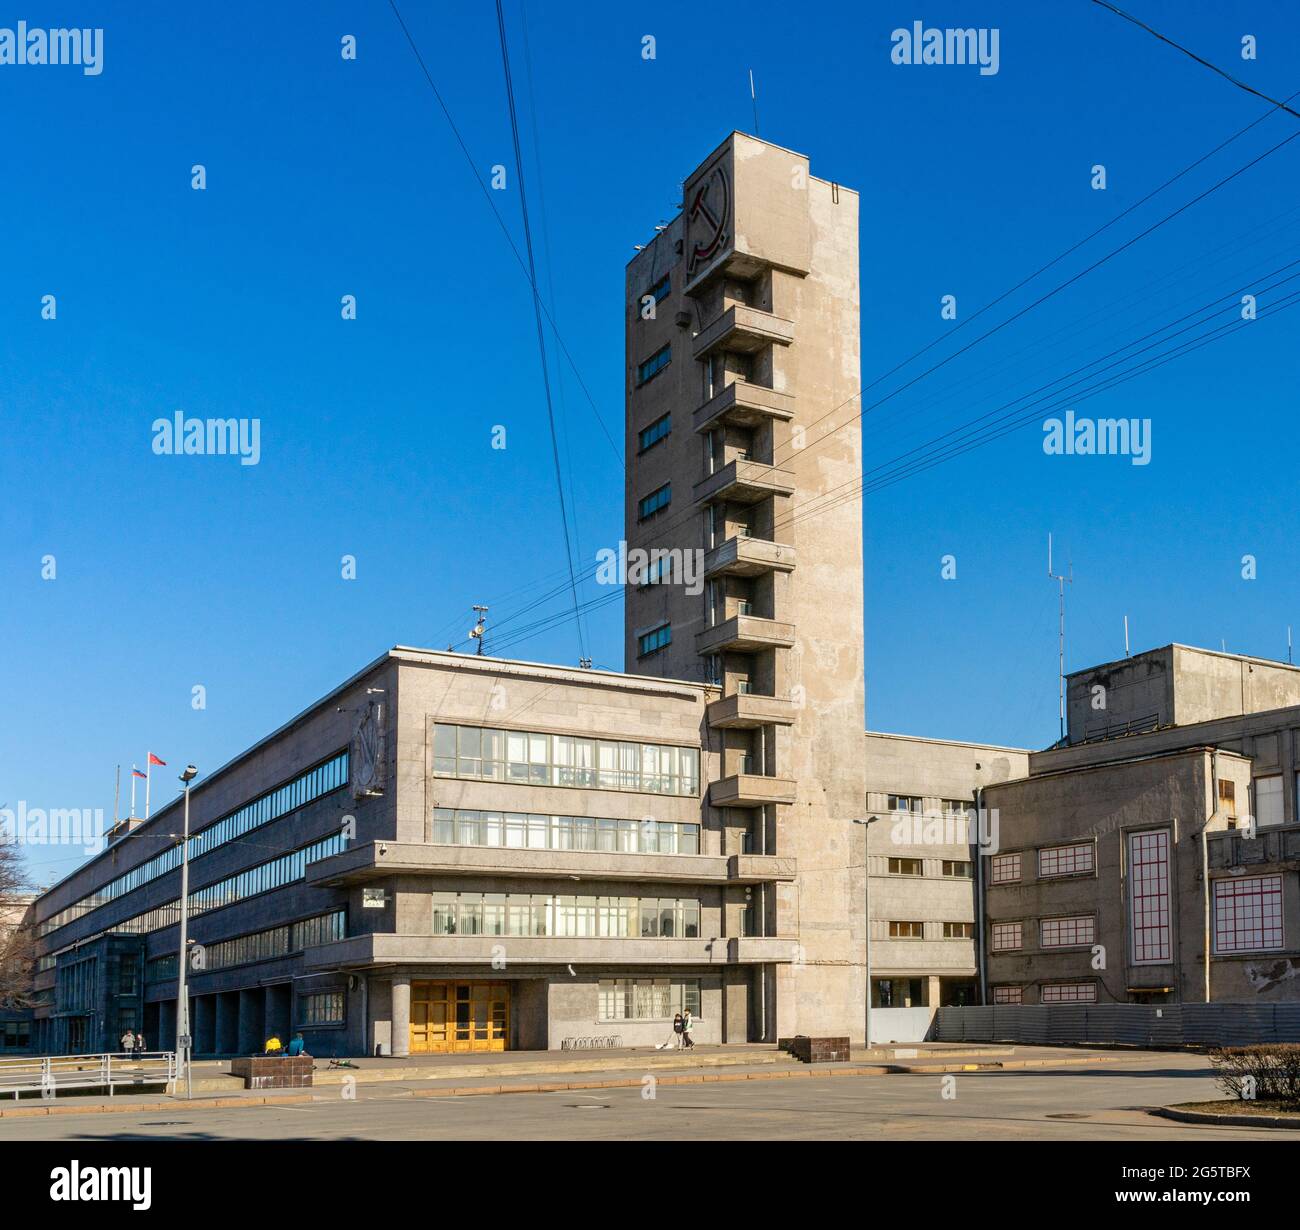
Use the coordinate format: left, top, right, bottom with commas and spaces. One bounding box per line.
1067, 642, 1300, 680
865, 729, 1031, 755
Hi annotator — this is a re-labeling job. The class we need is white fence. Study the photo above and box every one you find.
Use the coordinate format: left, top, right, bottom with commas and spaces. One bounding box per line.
0, 1052, 177, 1099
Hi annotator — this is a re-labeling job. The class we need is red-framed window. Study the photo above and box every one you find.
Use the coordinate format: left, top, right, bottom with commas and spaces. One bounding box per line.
990, 853, 1020, 884
1128, 829, 1171, 963
1038, 842, 1095, 878
1041, 982, 1097, 1004
1213, 875, 1283, 953
992, 985, 1023, 1004
1039, 916, 1095, 948
991, 921, 1022, 951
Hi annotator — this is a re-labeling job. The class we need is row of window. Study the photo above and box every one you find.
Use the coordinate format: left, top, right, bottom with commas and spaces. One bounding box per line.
300, 991, 346, 1027
886, 921, 974, 939
36, 752, 349, 938
431, 893, 702, 939
147, 910, 348, 979
430, 808, 700, 855
638, 482, 671, 520
886, 858, 972, 878
432, 723, 700, 797
993, 983, 1097, 1005
637, 623, 672, 657
887, 795, 973, 815
598, 978, 700, 1021
636, 343, 671, 386
989, 842, 1095, 885
991, 916, 1095, 952
638, 412, 671, 453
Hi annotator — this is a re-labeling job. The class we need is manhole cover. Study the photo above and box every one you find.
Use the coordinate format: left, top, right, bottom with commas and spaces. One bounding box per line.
138, 1121, 192, 1126
565, 1104, 611, 1110
1046, 1113, 1090, 1120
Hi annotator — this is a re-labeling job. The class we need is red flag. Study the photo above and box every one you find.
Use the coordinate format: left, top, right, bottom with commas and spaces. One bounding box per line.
148, 753, 166, 766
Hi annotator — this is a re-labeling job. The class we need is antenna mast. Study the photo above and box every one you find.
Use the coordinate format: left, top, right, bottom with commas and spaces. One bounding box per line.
1048, 534, 1073, 742
469, 605, 489, 657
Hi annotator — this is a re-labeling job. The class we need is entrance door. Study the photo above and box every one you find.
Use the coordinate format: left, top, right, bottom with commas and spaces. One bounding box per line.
410, 982, 509, 1054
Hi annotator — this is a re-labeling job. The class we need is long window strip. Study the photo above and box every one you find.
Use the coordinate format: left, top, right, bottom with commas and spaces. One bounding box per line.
431, 892, 702, 938
36, 751, 349, 937
431, 808, 700, 855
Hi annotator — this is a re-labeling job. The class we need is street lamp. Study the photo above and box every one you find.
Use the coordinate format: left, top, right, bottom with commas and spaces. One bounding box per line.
852, 816, 879, 1052
175, 765, 198, 1099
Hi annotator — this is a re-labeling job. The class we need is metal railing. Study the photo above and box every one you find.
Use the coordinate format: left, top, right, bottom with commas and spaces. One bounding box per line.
559, 1035, 622, 1051
0, 1052, 177, 1099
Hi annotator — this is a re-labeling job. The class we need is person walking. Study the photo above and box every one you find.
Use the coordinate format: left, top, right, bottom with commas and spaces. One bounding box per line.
671, 1012, 685, 1050
681, 1010, 695, 1049
134, 1033, 147, 1056
119, 1029, 136, 1055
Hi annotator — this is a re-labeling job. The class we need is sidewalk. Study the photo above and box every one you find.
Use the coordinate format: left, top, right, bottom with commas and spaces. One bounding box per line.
0, 1042, 1143, 1117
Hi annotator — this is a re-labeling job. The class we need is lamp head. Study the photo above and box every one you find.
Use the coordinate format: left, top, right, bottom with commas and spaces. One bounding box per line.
179, 765, 198, 784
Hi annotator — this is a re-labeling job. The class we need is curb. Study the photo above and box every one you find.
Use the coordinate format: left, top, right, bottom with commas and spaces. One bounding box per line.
1150, 1105, 1300, 1131
0, 1093, 313, 1120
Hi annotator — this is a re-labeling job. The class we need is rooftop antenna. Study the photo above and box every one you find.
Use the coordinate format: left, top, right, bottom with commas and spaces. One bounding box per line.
1048, 534, 1073, 742
1124, 615, 1130, 658
748, 69, 760, 136
1289, 626, 1293, 665
469, 605, 489, 656
113, 764, 120, 826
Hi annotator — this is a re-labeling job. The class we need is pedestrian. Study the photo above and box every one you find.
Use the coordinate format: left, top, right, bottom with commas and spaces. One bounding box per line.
119, 1029, 136, 1055
286, 1032, 306, 1057
682, 1010, 695, 1049
671, 1012, 684, 1050
135, 1032, 147, 1056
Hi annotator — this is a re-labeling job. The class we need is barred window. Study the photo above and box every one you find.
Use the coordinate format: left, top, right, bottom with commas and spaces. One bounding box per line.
299, 991, 345, 1026
1039, 916, 1095, 948
990, 853, 1020, 884
991, 921, 1022, 951
1038, 843, 1094, 878
598, 978, 700, 1021
1214, 875, 1283, 953
1041, 982, 1097, 1004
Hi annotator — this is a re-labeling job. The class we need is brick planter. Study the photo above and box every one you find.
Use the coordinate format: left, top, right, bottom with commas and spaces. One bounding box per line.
229, 1056, 314, 1089
782, 1036, 850, 1064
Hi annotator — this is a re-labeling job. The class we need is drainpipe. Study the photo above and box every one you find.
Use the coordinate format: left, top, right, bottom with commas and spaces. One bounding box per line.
974, 786, 988, 1005
1204, 749, 1218, 1004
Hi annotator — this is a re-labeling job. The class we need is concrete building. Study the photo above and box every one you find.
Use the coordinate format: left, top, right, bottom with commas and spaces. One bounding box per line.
864, 733, 1028, 1039
25, 132, 878, 1056
625, 132, 867, 1039
985, 645, 1300, 1007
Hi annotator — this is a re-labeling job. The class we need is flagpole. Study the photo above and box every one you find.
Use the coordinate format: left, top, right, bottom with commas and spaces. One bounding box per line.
145, 753, 152, 820
130, 768, 138, 818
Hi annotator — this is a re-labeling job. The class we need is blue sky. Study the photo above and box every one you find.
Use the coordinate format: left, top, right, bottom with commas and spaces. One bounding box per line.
3, 1, 1299, 887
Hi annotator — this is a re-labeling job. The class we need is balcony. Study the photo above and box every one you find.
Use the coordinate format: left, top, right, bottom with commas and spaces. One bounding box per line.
694, 458, 795, 507
727, 936, 801, 964
727, 854, 798, 883
704, 535, 796, 580
709, 773, 797, 808
691, 304, 795, 360
696, 614, 796, 656
302, 933, 783, 969
693, 381, 796, 434
706, 692, 798, 729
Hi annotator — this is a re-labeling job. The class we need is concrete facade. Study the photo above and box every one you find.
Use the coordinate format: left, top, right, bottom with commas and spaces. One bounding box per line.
624, 133, 867, 1039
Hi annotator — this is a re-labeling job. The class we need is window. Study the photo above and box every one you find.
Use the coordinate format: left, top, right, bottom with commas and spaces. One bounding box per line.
1128, 829, 1171, 964
642, 273, 671, 312
1040, 916, 1095, 948
990, 853, 1020, 884
1041, 982, 1097, 1004
636, 343, 671, 386
430, 808, 699, 855
1254, 776, 1284, 827
887, 795, 921, 812
942, 860, 972, 878
638, 412, 672, 453
599, 978, 699, 1021
1214, 875, 1283, 953
1218, 779, 1237, 819
992, 986, 1023, 1005
991, 921, 1022, 951
1, 1020, 31, 1050
637, 623, 672, 657
1038, 842, 1094, 878
433, 724, 699, 796
299, 991, 345, 1027
943, 922, 974, 938
942, 798, 972, 817
638, 483, 671, 520
888, 857, 923, 876
888, 921, 924, 939
433, 893, 701, 939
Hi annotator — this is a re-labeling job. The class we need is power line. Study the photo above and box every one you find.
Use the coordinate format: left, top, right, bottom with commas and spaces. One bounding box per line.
1089, 0, 1300, 120
493, 0, 587, 663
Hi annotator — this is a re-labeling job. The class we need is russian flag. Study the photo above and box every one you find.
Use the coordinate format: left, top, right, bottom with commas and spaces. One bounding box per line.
131, 767, 147, 779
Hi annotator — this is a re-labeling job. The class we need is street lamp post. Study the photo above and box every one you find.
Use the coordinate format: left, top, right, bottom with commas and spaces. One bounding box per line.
853, 816, 879, 1052
175, 765, 198, 1099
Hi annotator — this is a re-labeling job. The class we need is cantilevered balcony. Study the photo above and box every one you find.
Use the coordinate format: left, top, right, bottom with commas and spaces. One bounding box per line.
693, 381, 796, 434
727, 854, 798, 883
709, 773, 797, 808
696, 614, 796, 656
706, 691, 798, 729
694, 458, 795, 506
703, 535, 796, 580
691, 304, 795, 360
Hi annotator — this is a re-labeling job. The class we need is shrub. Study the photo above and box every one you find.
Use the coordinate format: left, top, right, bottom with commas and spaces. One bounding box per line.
1209, 1044, 1300, 1105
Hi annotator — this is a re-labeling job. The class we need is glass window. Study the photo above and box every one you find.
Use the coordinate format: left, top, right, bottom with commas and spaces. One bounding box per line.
1038, 843, 1094, 878
1255, 776, 1284, 827
1214, 875, 1283, 953
636, 343, 671, 386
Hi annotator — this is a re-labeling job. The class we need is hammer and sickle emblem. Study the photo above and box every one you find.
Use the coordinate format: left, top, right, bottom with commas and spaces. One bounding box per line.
688, 166, 729, 273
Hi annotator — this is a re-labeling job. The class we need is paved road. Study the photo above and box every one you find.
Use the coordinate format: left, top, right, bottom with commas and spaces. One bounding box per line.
0, 1053, 1288, 1141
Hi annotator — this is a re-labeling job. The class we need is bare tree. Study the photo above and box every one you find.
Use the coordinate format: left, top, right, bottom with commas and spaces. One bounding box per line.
0, 839, 36, 1009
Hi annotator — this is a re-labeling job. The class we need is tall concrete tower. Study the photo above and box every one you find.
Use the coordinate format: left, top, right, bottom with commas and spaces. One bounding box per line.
624, 133, 866, 1038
